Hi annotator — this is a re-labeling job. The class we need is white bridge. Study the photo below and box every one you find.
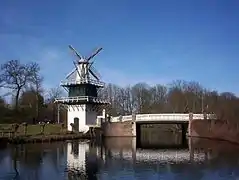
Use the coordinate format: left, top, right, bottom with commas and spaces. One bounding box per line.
109, 113, 217, 123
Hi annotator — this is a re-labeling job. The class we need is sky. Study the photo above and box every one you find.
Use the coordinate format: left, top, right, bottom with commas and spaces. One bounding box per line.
0, 0, 239, 95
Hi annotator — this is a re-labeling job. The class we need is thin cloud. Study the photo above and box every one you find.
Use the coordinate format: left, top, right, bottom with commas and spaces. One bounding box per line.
99, 67, 172, 87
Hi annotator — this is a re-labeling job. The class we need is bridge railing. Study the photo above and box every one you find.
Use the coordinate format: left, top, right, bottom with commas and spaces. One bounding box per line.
111, 115, 132, 122
136, 114, 190, 121
122, 115, 132, 121
111, 113, 216, 122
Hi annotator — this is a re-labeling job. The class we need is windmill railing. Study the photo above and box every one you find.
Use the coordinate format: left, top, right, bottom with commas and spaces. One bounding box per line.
60, 79, 105, 87
54, 96, 109, 104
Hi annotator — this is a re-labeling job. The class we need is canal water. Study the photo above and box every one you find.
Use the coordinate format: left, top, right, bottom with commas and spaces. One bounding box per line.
1, 133, 239, 179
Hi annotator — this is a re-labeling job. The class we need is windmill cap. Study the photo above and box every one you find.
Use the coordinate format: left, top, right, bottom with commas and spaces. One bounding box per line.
78, 59, 90, 63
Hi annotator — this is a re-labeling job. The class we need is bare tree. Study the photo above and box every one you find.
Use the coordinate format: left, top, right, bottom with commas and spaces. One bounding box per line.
28, 63, 44, 92
47, 87, 64, 103
150, 84, 167, 113
45, 86, 65, 123
166, 80, 185, 113
0, 60, 41, 111
131, 83, 151, 113
19, 90, 44, 122
28, 63, 43, 120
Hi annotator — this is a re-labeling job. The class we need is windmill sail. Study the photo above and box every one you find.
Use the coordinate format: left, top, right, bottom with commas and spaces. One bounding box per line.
69, 45, 82, 60
61, 45, 106, 88
65, 69, 78, 83
73, 62, 81, 78
90, 65, 101, 80
66, 68, 77, 79
87, 47, 103, 61
89, 68, 99, 80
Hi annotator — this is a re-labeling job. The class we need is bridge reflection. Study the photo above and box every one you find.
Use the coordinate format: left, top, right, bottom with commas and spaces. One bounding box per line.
136, 123, 188, 148
66, 136, 239, 179
101, 137, 203, 164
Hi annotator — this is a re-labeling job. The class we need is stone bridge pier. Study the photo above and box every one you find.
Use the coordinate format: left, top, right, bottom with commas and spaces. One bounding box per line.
101, 114, 137, 137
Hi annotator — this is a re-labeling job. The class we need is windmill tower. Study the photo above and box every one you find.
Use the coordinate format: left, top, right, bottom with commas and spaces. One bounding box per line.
55, 45, 109, 133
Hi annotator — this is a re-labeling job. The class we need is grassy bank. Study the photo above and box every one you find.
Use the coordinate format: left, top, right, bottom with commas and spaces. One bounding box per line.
0, 123, 99, 144
6, 133, 91, 144
0, 123, 63, 136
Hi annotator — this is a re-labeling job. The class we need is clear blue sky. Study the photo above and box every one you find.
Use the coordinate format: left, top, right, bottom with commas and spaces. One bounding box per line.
0, 0, 239, 94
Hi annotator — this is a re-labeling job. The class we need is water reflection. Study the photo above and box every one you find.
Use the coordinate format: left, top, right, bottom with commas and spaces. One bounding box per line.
139, 131, 187, 149
67, 140, 102, 180
1, 134, 239, 179
138, 125, 187, 149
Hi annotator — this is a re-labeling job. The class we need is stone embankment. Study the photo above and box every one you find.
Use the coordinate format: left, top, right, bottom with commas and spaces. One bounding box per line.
102, 121, 136, 137
189, 119, 239, 144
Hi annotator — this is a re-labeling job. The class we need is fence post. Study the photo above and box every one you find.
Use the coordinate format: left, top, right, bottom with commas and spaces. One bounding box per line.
119, 115, 123, 122
132, 113, 136, 122
107, 114, 111, 123
203, 112, 207, 120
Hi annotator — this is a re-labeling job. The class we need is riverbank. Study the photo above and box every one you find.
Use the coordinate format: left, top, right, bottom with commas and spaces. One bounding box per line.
2, 133, 93, 144
0, 123, 102, 144
0, 131, 102, 144
1, 133, 93, 144
189, 119, 239, 145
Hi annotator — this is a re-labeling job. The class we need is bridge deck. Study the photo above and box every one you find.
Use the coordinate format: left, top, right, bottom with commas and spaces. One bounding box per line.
110, 113, 216, 123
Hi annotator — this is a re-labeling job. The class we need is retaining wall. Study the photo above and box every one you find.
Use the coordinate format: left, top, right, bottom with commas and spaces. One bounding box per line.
189, 119, 239, 144
102, 121, 136, 137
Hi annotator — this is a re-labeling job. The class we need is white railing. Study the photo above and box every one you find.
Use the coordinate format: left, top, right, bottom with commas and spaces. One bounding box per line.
111, 115, 132, 122
60, 79, 105, 87
54, 96, 109, 104
111, 113, 216, 122
123, 115, 133, 121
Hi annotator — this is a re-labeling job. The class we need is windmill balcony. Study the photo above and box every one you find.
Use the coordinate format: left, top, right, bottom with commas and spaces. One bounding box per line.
54, 96, 109, 104
60, 79, 105, 87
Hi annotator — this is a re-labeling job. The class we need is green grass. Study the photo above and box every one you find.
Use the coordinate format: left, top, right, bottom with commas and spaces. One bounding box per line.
0, 123, 64, 136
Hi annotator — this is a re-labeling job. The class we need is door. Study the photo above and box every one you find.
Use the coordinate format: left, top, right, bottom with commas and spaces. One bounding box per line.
74, 117, 79, 132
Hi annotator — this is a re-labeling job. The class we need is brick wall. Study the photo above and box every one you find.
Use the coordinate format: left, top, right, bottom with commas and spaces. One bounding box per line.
189, 119, 239, 144
102, 121, 136, 137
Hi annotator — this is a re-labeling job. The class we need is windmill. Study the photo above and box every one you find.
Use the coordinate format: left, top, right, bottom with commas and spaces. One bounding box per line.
68, 45, 102, 81
55, 45, 110, 133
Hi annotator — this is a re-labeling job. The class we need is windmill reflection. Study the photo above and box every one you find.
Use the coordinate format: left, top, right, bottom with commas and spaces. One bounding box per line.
67, 140, 101, 180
